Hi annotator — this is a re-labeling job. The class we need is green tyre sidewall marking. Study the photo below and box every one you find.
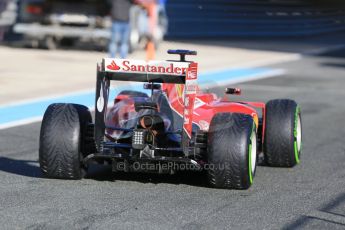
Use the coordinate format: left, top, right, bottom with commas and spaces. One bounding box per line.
248, 123, 255, 185
248, 142, 253, 184
294, 106, 301, 164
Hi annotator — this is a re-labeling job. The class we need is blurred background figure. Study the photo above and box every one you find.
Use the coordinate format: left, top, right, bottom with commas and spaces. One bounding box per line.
109, 0, 134, 58
135, 0, 158, 60
0, 0, 17, 42
0, 1, 5, 41
158, 0, 167, 30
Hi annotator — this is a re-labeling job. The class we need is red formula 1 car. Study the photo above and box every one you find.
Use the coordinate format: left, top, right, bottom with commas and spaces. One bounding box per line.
39, 50, 302, 189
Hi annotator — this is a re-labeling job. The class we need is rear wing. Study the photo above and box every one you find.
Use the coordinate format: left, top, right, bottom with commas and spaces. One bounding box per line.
102, 58, 190, 84
95, 58, 198, 155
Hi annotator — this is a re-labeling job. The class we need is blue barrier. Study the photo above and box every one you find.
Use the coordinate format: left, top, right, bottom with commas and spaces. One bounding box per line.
165, 0, 345, 38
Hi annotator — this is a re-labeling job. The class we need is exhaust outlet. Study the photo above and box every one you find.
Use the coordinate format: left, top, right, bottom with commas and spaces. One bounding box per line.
140, 116, 154, 129
139, 115, 165, 133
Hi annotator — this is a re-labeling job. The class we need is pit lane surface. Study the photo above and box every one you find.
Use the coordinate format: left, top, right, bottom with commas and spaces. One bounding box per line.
1, 50, 345, 229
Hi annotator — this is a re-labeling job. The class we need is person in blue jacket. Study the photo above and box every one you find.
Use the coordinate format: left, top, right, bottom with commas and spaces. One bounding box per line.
109, 0, 134, 58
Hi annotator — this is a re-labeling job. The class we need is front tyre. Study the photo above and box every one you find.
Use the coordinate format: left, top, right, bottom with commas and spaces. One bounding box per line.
264, 99, 302, 167
39, 103, 92, 179
207, 113, 257, 189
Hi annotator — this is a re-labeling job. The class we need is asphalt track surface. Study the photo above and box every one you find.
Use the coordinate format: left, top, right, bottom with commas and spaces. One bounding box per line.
1, 50, 345, 229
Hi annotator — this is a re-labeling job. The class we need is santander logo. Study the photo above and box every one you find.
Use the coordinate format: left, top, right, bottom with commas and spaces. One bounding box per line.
105, 59, 188, 75
107, 60, 121, 71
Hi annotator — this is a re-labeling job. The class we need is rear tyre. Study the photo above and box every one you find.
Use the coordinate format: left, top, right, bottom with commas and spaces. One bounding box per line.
207, 113, 257, 189
39, 103, 93, 179
264, 99, 302, 167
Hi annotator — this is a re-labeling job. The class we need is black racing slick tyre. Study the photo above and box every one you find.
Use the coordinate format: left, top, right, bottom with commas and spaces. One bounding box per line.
207, 113, 257, 189
39, 103, 93, 179
264, 99, 302, 167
